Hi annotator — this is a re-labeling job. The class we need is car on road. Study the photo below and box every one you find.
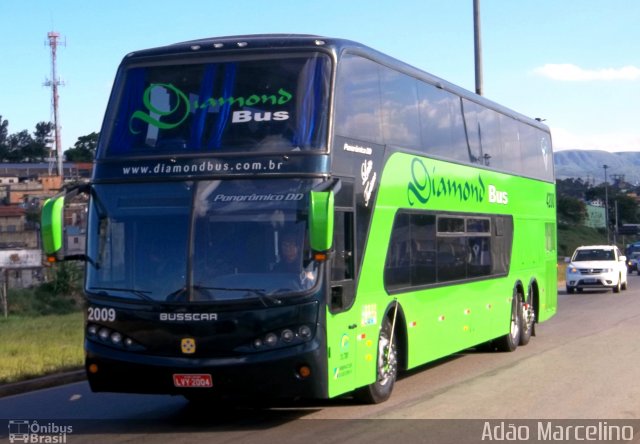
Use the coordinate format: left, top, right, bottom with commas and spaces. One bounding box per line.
627, 251, 640, 274
565, 245, 628, 294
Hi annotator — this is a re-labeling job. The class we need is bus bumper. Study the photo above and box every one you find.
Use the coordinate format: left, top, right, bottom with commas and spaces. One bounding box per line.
85, 340, 328, 400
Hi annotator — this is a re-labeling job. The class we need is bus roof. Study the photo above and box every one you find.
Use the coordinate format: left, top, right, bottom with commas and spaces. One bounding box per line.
121, 34, 550, 133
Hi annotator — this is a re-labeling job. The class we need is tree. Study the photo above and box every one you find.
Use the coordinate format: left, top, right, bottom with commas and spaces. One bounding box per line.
557, 195, 587, 225
0, 115, 8, 160
5, 130, 33, 162
0, 119, 53, 162
64, 132, 98, 162
21, 121, 52, 162
556, 178, 589, 199
614, 195, 639, 225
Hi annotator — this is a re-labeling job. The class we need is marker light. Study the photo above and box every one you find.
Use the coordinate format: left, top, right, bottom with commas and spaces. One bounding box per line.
264, 333, 278, 347
297, 365, 311, 379
313, 252, 328, 262
110, 332, 123, 345
298, 325, 312, 340
98, 328, 110, 341
281, 329, 294, 342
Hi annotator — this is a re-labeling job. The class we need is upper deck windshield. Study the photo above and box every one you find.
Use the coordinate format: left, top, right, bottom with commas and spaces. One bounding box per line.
99, 52, 331, 158
86, 179, 320, 304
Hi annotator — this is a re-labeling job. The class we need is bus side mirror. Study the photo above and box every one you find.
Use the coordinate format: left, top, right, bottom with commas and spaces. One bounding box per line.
309, 190, 334, 252
41, 195, 65, 258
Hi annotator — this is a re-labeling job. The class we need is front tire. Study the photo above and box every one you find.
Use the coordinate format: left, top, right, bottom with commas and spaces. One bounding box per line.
613, 276, 621, 293
354, 317, 398, 404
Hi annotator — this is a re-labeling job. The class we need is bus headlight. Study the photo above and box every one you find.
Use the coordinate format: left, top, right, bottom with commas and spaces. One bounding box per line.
98, 328, 110, 341
110, 332, 123, 345
281, 329, 294, 342
87, 324, 141, 350
264, 333, 278, 347
245, 324, 315, 352
298, 325, 312, 340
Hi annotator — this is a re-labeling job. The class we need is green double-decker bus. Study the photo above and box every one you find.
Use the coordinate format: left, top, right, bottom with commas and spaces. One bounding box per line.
41, 34, 556, 403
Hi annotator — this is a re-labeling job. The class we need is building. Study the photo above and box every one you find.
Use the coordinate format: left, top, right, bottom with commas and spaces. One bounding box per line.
0, 163, 91, 289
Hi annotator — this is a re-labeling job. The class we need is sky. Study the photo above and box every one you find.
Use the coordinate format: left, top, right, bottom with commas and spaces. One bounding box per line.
1, 0, 639, 154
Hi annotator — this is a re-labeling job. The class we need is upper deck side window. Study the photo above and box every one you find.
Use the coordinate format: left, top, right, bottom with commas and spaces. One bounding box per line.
333, 52, 553, 183
99, 53, 331, 158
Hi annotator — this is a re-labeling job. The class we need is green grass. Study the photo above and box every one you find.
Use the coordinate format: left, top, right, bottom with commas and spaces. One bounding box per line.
0, 312, 84, 384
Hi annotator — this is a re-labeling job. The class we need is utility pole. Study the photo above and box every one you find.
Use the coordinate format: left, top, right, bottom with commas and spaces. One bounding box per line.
473, 0, 483, 96
44, 31, 65, 178
603, 164, 610, 244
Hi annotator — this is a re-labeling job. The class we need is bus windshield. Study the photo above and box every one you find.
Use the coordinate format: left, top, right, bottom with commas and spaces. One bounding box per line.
99, 53, 331, 157
86, 179, 320, 303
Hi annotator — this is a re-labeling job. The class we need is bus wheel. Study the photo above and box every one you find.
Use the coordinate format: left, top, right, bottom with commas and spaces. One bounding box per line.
495, 293, 522, 352
519, 291, 535, 346
354, 317, 398, 404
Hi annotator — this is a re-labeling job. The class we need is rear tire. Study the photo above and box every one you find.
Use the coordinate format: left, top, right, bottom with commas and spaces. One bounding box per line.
495, 293, 522, 352
354, 317, 398, 404
519, 290, 535, 346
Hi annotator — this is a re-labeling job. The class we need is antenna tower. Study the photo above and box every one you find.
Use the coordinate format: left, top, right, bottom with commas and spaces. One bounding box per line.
44, 31, 65, 177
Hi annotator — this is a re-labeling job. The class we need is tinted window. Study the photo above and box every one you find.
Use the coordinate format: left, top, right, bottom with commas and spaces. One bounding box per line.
417, 83, 467, 162
520, 124, 553, 181
477, 107, 502, 168
334, 55, 383, 143
379, 66, 421, 148
462, 99, 482, 165
334, 54, 553, 182
101, 53, 330, 157
498, 114, 521, 173
384, 212, 513, 293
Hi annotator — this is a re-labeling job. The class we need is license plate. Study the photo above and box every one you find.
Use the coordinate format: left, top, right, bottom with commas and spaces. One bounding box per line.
583, 278, 597, 284
173, 374, 213, 388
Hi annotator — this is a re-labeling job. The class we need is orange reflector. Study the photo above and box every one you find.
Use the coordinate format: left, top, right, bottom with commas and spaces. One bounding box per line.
46, 256, 57, 263
314, 252, 328, 262
297, 365, 311, 379
88, 363, 99, 374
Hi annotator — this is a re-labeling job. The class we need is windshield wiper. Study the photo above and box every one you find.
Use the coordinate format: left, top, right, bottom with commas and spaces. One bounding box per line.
89, 286, 156, 303
243, 288, 282, 307
191, 286, 282, 306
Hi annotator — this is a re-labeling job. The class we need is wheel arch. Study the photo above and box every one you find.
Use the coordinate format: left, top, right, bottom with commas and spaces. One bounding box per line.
513, 279, 526, 301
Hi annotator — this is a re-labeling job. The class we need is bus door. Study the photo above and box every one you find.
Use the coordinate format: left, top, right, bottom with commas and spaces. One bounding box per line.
325, 181, 360, 397
327, 209, 359, 396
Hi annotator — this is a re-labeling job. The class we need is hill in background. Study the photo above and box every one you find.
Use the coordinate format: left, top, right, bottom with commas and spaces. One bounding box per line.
555, 150, 640, 185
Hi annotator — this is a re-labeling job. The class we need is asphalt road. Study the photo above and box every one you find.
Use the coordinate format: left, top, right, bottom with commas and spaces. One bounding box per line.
2, 278, 640, 443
